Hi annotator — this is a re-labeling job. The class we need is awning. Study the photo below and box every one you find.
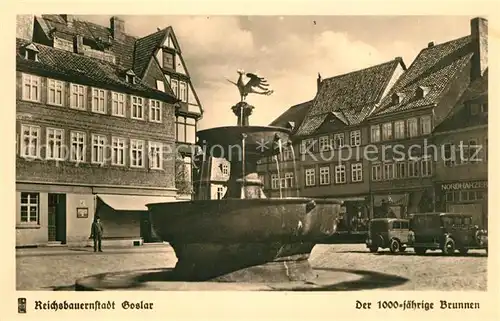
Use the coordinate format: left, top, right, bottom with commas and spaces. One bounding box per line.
334, 197, 367, 203
96, 194, 176, 211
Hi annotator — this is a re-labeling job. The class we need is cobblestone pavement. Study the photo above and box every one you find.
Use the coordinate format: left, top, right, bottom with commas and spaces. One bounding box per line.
16, 244, 487, 291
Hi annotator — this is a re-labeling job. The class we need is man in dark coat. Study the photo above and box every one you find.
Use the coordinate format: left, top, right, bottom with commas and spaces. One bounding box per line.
90, 216, 104, 252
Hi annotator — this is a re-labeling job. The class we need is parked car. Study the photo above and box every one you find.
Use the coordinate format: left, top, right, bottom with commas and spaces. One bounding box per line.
408, 212, 488, 255
365, 218, 410, 253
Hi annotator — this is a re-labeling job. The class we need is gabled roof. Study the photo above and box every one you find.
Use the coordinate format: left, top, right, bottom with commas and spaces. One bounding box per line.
16, 38, 177, 103
295, 58, 404, 136
434, 70, 488, 133
133, 28, 169, 77
36, 15, 137, 70
269, 100, 312, 134
371, 36, 473, 117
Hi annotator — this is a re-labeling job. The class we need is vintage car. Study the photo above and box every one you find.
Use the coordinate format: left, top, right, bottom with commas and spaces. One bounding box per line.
408, 212, 488, 255
365, 218, 410, 253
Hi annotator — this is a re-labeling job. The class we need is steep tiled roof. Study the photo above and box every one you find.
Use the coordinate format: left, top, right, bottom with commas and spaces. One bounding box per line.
269, 100, 312, 134
434, 70, 488, 133
37, 15, 137, 70
371, 36, 473, 116
16, 38, 177, 103
295, 58, 403, 136
133, 28, 169, 77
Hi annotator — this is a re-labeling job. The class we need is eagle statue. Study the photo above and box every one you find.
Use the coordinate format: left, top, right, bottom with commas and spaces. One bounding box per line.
226, 69, 274, 102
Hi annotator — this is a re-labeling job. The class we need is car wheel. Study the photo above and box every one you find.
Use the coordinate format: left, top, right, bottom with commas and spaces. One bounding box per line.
390, 239, 401, 253
459, 248, 469, 255
414, 247, 427, 255
442, 237, 456, 255
369, 246, 378, 253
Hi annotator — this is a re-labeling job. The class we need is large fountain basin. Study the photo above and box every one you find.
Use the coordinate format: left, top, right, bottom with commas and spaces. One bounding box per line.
147, 198, 341, 243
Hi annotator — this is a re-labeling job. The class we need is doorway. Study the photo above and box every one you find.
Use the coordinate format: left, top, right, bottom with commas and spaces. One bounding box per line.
48, 193, 67, 243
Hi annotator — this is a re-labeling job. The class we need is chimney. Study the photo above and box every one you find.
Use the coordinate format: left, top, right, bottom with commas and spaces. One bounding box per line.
428, 41, 434, 48
470, 17, 488, 80
110, 16, 125, 41
74, 35, 84, 54
16, 15, 35, 41
317, 73, 322, 92
61, 14, 74, 26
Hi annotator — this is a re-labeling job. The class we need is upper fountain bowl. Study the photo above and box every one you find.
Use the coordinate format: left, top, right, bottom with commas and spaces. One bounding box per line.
197, 126, 291, 159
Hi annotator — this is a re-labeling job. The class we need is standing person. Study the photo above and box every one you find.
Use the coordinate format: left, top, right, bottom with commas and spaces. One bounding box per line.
90, 216, 104, 252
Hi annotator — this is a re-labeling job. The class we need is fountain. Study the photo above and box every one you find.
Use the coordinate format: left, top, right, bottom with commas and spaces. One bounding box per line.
74, 71, 409, 291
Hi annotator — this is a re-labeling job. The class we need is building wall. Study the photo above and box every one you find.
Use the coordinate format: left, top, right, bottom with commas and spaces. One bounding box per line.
16, 15, 34, 41
16, 71, 177, 189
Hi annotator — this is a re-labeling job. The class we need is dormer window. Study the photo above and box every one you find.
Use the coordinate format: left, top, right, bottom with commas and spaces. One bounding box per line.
470, 103, 480, 115
287, 121, 296, 130
416, 86, 430, 99
481, 103, 488, 113
23, 43, 39, 61
125, 69, 137, 84
391, 92, 405, 105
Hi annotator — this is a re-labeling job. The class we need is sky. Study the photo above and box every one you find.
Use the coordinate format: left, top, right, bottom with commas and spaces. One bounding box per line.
80, 15, 476, 130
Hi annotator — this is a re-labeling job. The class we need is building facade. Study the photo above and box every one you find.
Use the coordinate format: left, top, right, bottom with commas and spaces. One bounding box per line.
16, 15, 203, 247
255, 17, 488, 234
259, 58, 406, 233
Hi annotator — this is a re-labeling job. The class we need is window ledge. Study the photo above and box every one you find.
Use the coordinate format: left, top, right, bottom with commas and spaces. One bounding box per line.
16, 224, 41, 229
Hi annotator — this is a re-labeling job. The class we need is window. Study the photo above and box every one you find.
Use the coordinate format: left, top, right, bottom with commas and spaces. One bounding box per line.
216, 186, 225, 200
20, 192, 39, 224
333, 133, 344, 149
319, 166, 330, 185
351, 163, 363, 182
305, 168, 316, 186
46, 128, 64, 160
394, 120, 405, 139
91, 88, 106, 114
407, 118, 418, 137
300, 139, 316, 154
407, 159, 419, 177
350, 130, 361, 146
282, 147, 293, 161
421, 156, 432, 177
149, 142, 163, 169
420, 116, 432, 135
176, 116, 196, 144
481, 103, 488, 113
334, 165, 346, 184
395, 161, 406, 179
319, 136, 331, 151
382, 122, 392, 140
383, 162, 394, 180
163, 50, 174, 69
283, 172, 294, 188
485, 138, 488, 162
22, 73, 40, 102
111, 92, 126, 117
70, 84, 86, 110
130, 139, 145, 168
468, 139, 480, 163
47, 79, 64, 106
171, 79, 178, 97
20, 125, 40, 158
371, 125, 380, 142
156, 80, 165, 92
271, 174, 280, 190
111, 137, 126, 166
179, 81, 188, 102
470, 103, 480, 115
371, 163, 382, 181
150, 99, 162, 122
222, 163, 229, 175
91, 134, 106, 165
443, 143, 455, 167
70, 131, 86, 163
131, 96, 144, 120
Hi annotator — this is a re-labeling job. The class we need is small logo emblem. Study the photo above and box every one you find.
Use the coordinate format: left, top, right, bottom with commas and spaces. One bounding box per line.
18, 298, 27, 314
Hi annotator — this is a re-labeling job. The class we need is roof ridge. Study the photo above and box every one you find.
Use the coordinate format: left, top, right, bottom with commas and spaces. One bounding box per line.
322, 58, 399, 82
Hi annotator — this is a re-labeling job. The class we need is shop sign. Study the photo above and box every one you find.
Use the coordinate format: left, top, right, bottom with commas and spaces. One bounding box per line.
440, 181, 487, 191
